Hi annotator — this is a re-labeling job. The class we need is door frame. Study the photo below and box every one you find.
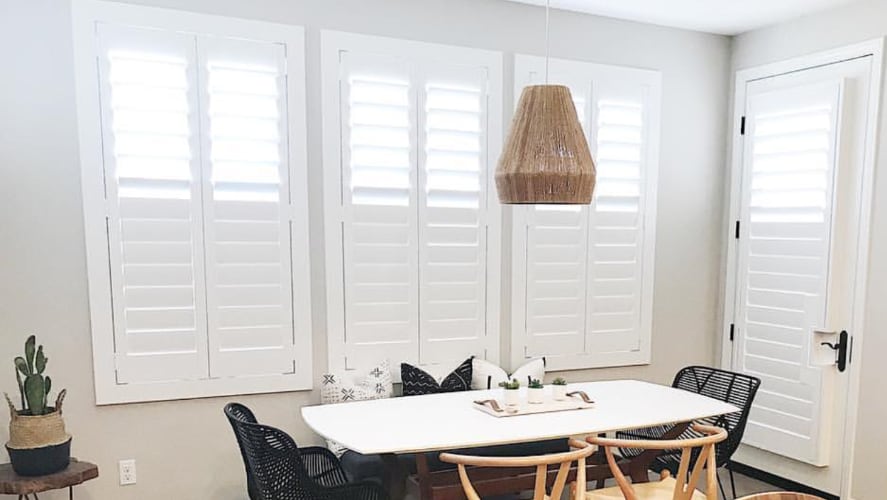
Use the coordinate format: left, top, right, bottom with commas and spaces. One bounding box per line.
720, 38, 884, 499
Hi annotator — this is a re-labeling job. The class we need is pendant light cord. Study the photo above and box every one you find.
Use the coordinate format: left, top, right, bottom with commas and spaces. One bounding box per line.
545, 0, 550, 84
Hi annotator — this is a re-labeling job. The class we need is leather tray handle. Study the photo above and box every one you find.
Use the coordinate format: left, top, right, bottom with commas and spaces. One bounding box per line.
474, 399, 504, 413
566, 391, 594, 404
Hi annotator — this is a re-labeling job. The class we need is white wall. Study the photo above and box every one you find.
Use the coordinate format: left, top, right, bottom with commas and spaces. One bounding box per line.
0, 0, 730, 498
730, 1, 887, 498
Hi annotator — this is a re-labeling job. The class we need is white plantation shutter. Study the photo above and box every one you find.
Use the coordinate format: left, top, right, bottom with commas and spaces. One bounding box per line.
97, 25, 209, 383
77, 3, 310, 403
419, 65, 492, 364
323, 32, 502, 375
198, 38, 298, 377
588, 85, 648, 354
512, 56, 660, 371
735, 81, 842, 465
338, 52, 419, 369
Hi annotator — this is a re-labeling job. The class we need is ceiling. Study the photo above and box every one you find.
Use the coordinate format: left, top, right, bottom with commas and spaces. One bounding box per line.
504, 0, 860, 35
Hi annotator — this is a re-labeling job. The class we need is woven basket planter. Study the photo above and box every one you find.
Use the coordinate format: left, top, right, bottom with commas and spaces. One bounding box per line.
5, 389, 71, 476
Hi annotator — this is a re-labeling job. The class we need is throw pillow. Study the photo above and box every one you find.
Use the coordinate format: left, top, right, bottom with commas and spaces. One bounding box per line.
320, 359, 393, 456
401, 357, 473, 396
470, 358, 545, 390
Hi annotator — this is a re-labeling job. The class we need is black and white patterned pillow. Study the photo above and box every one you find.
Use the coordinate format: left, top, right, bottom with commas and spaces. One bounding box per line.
401, 357, 473, 396
320, 360, 393, 455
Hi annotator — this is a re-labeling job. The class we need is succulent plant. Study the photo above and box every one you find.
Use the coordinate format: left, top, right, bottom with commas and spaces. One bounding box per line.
552, 377, 567, 386
528, 378, 544, 389
499, 378, 521, 390
12, 335, 57, 416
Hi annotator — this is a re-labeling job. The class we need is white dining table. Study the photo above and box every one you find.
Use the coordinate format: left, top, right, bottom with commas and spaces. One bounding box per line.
302, 379, 738, 454
302, 379, 739, 499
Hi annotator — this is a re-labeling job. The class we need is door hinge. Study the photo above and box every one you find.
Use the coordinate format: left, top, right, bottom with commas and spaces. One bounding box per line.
729, 324, 735, 342
734, 220, 741, 239
740, 116, 746, 135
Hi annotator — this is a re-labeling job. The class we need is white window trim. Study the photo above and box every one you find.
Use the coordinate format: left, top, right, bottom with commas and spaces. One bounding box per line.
72, 0, 312, 404
320, 30, 503, 378
510, 55, 661, 372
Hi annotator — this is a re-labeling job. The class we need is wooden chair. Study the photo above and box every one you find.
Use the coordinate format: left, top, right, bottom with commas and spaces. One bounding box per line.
585, 424, 728, 500
736, 494, 826, 500
439, 438, 595, 500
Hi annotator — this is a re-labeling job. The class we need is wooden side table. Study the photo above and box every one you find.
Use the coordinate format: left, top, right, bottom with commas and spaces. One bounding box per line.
0, 459, 98, 500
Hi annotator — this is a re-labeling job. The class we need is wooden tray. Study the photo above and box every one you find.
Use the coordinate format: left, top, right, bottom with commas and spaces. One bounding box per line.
473, 391, 594, 418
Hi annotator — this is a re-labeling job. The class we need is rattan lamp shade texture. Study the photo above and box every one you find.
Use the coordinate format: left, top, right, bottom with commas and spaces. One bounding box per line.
496, 84, 596, 204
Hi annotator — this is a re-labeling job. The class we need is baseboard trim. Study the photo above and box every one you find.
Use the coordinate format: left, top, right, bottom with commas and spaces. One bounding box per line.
728, 462, 839, 500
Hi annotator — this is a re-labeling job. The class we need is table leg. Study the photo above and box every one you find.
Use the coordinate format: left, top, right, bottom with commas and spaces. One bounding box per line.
627, 421, 692, 483
380, 453, 408, 500
415, 453, 433, 500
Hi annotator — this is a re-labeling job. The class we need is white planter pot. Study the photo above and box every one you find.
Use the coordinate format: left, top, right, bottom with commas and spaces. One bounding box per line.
527, 387, 545, 404
503, 389, 521, 408
552, 385, 568, 401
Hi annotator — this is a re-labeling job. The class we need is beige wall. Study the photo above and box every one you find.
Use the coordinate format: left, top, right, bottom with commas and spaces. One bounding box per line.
730, 1, 887, 498
0, 0, 730, 498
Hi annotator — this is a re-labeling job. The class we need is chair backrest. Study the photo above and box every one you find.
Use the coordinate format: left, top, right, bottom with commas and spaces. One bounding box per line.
225, 403, 260, 500
588, 424, 728, 500
224, 403, 306, 500
673, 366, 761, 464
735, 494, 826, 500
439, 439, 595, 500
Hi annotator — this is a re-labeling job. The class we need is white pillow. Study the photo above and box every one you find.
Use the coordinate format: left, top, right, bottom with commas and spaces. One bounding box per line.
320, 359, 393, 456
471, 358, 545, 390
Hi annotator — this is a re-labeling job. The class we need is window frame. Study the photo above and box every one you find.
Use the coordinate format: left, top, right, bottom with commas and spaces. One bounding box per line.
320, 30, 503, 379
510, 55, 662, 372
73, 0, 312, 404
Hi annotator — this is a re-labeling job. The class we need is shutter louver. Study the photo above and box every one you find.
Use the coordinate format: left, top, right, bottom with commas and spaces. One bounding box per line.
199, 39, 296, 377
340, 53, 419, 369
737, 81, 841, 464
419, 66, 490, 364
97, 26, 209, 383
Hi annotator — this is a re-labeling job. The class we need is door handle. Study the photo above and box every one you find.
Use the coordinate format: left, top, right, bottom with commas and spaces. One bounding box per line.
820, 330, 849, 373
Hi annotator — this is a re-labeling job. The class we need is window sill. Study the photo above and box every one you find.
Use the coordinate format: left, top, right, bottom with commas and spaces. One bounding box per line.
94, 372, 312, 405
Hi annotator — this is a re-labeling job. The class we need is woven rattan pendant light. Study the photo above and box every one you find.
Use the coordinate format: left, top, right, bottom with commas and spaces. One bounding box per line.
495, 0, 595, 204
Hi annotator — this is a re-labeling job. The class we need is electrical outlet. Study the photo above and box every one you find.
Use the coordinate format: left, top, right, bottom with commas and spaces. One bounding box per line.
118, 459, 137, 485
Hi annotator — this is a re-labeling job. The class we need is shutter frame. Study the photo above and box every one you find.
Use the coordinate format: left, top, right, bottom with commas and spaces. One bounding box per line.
322, 31, 502, 377
74, 1, 311, 404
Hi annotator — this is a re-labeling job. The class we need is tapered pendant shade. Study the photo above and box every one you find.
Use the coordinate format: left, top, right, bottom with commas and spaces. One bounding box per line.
496, 85, 596, 204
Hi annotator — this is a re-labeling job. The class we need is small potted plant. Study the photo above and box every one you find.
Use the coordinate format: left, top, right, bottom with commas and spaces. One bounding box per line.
499, 378, 521, 407
4, 335, 70, 476
552, 377, 568, 400
527, 378, 545, 404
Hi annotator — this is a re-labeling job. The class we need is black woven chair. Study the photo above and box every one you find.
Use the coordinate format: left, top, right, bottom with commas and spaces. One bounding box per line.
224, 403, 388, 500
616, 366, 761, 499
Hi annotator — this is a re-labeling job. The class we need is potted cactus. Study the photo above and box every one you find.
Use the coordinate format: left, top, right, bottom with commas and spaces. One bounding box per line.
527, 378, 545, 404
552, 377, 568, 401
499, 378, 521, 407
4, 335, 70, 476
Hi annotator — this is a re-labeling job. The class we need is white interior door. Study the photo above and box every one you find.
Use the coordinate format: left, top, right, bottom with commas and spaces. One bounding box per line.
730, 56, 873, 493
